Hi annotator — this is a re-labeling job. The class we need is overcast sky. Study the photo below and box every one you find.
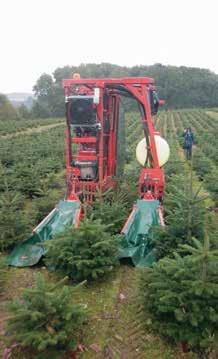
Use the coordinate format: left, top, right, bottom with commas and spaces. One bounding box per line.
1, 0, 218, 93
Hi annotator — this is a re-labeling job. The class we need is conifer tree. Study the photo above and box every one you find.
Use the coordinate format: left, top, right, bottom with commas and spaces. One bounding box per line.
87, 188, 129, 235
7, 273, 86, 353
152, 171, 206, 259
193, 149, 213, 180
0, 257, 6, 296
0, 188, 28, 251
140, 233, 218, 353
0, 164, 29, 251
45, 217, 119, 281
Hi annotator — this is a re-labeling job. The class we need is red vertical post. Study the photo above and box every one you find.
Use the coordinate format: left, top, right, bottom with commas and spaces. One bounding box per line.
107, 95, 113, 176
65, 125, 72, 197
96, 87, 104, 189
141, 86, 160, 168
65, 126, 71, 168
113, 95, 119, 175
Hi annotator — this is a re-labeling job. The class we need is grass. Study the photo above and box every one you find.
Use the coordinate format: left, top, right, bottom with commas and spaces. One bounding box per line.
205, 110, 218, 120
0, 263, 199, 358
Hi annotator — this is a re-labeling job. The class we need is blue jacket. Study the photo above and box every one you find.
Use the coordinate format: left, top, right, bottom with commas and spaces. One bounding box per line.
183, 131, 194, 148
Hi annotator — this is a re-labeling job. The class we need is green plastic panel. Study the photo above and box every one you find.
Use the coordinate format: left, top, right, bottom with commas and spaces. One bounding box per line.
8, 200, 80, 267
119, 199, 160, 267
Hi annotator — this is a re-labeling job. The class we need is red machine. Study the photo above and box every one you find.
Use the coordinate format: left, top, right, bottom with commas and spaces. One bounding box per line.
8, 75, 167, 268
63, 75, 165, 203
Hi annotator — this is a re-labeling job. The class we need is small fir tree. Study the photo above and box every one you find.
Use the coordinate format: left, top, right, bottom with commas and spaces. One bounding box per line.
45, 217, 119, 282
152, 171, 206, 259
0, 188, 28, 251
7, 273, 86, 352
193, 149, 213, 180
205, 169, 218, 208
0, 164, 31, 250
140, 233, 218, 353
120, 163, 140, 206
87, 188, 129, 235
164, 155, 185, 178
0, 257, 6, 297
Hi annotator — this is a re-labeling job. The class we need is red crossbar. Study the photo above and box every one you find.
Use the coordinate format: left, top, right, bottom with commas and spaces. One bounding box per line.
71, 137, 97, 143
63, 77, 154, 88
72, 155, 97, 161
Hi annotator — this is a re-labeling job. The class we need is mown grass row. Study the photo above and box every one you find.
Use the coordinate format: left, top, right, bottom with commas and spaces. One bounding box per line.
0, 117, 64, 136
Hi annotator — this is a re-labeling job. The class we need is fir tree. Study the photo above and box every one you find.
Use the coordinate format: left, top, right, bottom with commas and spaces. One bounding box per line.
0, 164, 29, 251
152, 172, 206, 259
0, 188, 28, 251
45, 217, 119, 282
205, 169, 218, 208
193, 149, 213, 180
120, 163, 140, 206
87, 188, 129, 235
0, 257, 6, 297
140, 234, 218, 353
7, 273, 86, 353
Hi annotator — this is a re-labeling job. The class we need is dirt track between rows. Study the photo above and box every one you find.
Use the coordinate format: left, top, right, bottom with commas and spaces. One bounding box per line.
1, 122, 64, 139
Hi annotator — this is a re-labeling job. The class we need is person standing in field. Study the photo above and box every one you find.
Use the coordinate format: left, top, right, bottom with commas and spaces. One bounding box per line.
183, 127, 194, 160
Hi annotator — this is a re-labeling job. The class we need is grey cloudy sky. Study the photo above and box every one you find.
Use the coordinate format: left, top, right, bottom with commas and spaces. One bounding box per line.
1, 0, 217, 93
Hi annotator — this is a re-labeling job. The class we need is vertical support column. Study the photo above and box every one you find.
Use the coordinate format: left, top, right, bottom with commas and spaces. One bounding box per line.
107, 95, 113, 176
65, 125, 72, 197
65, 126, 71, 168
107, 94, 119, 177
113, 95, 119, 175
141, 86, 160, 168
96, 86, 104, 189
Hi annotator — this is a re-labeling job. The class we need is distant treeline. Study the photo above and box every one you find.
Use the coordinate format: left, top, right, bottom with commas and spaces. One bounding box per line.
32, 63, 218, 118
2, 63, 218, 119
0, 94, 31, 121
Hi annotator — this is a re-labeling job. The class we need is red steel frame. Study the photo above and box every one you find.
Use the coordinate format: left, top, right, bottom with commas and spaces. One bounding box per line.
62, 77, 165, 203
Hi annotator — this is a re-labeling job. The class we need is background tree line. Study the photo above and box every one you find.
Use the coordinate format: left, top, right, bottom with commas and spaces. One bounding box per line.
32, 63, 218, 118
2, 63, 218, 119
0, 94, 31, 121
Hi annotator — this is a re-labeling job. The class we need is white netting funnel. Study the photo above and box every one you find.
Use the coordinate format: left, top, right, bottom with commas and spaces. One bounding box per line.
136, 135, 170, 167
